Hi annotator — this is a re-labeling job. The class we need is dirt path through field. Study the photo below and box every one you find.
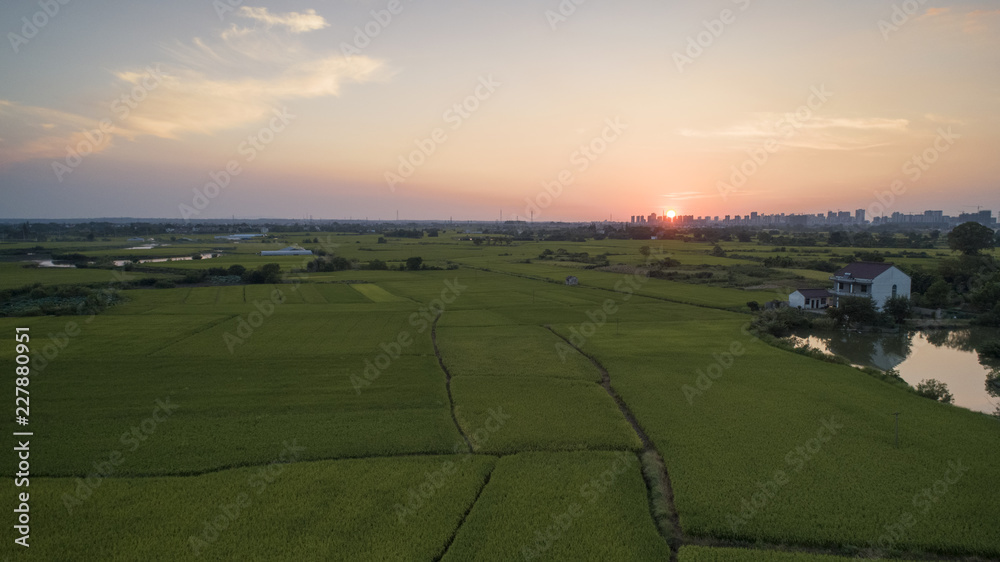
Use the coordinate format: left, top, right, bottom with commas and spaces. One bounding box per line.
545, 326, 682, 558
432, 314, 473, 453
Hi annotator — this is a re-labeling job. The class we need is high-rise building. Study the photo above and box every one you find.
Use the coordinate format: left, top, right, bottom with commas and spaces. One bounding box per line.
855, 209, 865, 223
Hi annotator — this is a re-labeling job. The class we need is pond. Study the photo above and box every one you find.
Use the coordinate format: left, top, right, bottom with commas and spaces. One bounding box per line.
788, 328, 1000, 414
34, 259, 77, 268
113, 253, 217, 267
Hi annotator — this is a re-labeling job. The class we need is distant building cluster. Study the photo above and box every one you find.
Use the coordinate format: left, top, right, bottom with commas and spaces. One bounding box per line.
629, 209, 995, 228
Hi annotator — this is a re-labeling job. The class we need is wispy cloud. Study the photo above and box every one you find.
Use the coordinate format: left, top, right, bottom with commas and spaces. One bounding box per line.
237, 7, 329, 33
924, 113, 964, 125
919, 7, 951, 19
677, 115, 910, 151
917, 6, 1000, 35
661, 191, 711, 201
0, 7, 382, 167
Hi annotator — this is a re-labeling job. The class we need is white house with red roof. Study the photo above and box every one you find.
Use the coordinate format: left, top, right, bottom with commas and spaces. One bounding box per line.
829, 262, 910, 310
789, 288, 832, 310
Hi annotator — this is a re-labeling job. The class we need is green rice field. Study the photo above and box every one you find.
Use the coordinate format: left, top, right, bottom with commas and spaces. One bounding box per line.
1, 232, 997, 560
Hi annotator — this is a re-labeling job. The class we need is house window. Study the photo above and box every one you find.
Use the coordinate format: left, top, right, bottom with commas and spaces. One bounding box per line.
839, 283, 845, 291
892, 284, 898, 298
860, 285, 867, 294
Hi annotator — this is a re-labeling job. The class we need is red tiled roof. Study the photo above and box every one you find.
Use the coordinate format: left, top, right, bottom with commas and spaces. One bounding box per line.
833, 262, 894, 280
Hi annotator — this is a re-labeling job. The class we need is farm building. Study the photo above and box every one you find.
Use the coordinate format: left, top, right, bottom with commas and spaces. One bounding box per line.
565, 276, 579, 286
789, 289, 831, 310
829, 262, 910, 310
260, 246, 313, 256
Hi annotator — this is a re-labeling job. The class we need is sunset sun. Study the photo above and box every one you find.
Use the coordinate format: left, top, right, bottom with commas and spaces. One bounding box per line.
667, 210, 677, 219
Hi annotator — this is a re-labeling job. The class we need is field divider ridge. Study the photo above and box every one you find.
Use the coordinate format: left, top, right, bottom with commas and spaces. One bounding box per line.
432, 461, 497, 561
545, 325, 683, 558
432, 314, 473, 453
145, 313, 240, 356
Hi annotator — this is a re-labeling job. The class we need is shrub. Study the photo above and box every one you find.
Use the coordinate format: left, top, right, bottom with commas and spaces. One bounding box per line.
882, 295, 912, 324
750, 307, 812, 337
405, 257, 424, 271
915, 379, 954, 404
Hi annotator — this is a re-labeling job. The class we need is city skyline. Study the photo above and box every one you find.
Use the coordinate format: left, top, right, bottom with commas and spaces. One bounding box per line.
2, 1, 999, 220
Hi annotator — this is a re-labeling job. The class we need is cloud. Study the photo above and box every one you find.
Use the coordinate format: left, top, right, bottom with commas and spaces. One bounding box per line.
915, 7, 1000, 35
237, 7, 328, 33
677, 115, 910, 151
0, 9, 382, 167
924, 113, 963, 125
961, 9, 1000, 33
661, 191, 711, 201
919, 7, 950, 19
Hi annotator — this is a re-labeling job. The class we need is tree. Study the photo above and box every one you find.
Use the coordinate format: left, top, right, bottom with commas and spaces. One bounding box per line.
827, 296, 880, 328
828, 231, 848, 246
746, 301, 760, 312
948, 222, 995, 256
710, 245, 726, 257
639, 245, 651, 257
876, 232, 897, 248
260, 263, 282, 283
922, 279, 951, 308
882, 295, 912, 324
368, 259, 388, 270
405, 257, 423, 271
915, 379, 954, 404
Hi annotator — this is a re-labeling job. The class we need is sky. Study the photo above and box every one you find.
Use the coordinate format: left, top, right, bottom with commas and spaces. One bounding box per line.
1, 0, 998, 222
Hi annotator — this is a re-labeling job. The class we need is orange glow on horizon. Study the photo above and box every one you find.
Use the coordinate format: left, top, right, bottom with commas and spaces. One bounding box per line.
666, 210, 677, 219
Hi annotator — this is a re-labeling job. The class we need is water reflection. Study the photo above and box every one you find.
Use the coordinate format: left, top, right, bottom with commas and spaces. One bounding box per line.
112, 253, 216, 266
788, 328, 1000, 414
